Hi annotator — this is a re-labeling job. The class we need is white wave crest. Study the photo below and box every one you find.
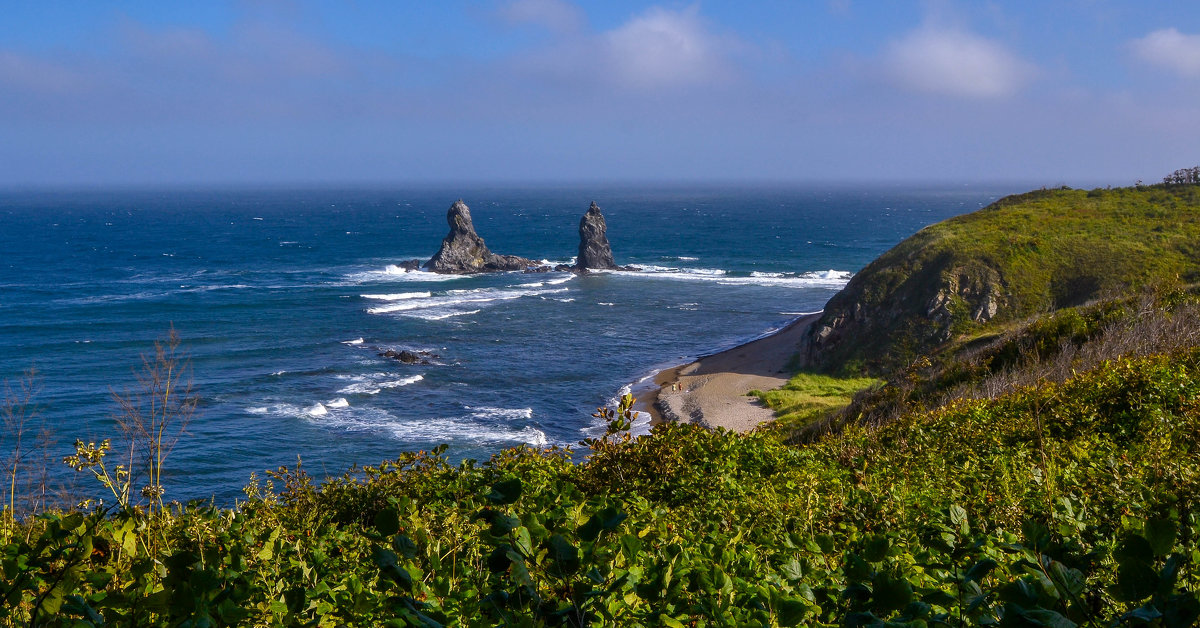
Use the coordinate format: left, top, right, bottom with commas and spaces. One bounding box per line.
248, 401, 549, 446
337, 373, 424, 395
386, 419, 548, 447
366, 286, 570, 317
326, 398, 350, 409
603, 266, 853, 289
341, 338, 365, 345
360, 291, 432, 301
466, 406, 534, 421
342, 265, 466, 285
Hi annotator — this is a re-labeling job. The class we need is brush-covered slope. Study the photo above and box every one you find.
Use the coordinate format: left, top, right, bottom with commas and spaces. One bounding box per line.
804, 184, 1200, 373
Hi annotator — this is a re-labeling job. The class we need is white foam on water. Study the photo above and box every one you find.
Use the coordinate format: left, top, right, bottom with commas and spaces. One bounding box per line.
337, 373, 424, 395
262, 402, 550, 447
341, 338, 365, 345
360, 291, 432, 301
545, 275, 575, 285
466, 406, 534, 421
338, 383, 382, 395
408, 309, 482, 321
380, 375, 425, 389
386, 419, 549, 447
342, 265, 466, 285
366, 286, 570, 317
603, 265, 853, 289
326, 398, 350, 409
598, 302, 616, 306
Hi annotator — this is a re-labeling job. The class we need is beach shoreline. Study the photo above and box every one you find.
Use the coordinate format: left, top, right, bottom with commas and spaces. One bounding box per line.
634, 312, 821, 432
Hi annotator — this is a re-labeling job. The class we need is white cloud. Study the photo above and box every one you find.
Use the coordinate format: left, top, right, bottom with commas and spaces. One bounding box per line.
497, 0, 585, 34
499, 5, 739, 92
884, 26, 1032, 98
600, 6, 732, 88
1131, 28, 1200, 77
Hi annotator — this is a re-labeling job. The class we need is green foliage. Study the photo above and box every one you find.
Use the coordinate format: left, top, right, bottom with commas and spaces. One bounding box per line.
4, 345, 1200, 625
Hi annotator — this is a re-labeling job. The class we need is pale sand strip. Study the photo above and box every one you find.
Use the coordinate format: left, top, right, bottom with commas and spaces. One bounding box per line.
635, 313, 820, 432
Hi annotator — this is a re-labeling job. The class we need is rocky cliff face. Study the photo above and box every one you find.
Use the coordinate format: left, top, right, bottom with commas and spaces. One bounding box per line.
803, 257, 1009, 372
424, 200, 536, 274
576, 202, 618, 270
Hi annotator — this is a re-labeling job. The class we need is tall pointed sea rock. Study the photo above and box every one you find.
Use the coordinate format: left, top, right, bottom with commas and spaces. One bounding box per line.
575, 202, 619, 270
424, 200, 535, 273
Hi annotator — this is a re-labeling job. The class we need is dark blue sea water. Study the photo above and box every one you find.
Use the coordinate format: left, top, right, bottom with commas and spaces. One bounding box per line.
0, 184, 1020, 504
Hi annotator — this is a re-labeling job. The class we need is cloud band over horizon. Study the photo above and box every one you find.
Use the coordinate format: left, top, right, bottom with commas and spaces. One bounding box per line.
1, 1, 1199, 186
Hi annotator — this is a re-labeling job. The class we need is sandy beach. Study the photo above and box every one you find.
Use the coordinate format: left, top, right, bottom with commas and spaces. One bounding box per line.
636, 313, 821, 432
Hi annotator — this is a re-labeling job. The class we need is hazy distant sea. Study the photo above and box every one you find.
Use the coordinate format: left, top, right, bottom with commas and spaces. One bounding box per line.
0, 184, 1020, 503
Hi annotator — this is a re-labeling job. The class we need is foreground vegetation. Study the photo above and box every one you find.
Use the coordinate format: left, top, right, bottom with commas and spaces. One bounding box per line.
4, 335, 1200, 624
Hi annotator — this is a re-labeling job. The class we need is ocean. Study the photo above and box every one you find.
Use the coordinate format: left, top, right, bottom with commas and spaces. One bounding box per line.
0, 184, 1019, 504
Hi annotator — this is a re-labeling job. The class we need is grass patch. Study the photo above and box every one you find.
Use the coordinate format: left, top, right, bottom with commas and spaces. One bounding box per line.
752, 371, 880, 432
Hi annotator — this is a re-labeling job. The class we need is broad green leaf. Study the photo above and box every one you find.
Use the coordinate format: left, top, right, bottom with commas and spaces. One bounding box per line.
844, 553, 872, 582
780, 557, 803, 582
547, 534, 580, 576
514, 526, 533, 558
863, 536, 890, 563
1047, 560, 1085, 598
1019, 608, 1078, 628
1115, 534, 1155, 568
1145, 518, 1178, 557
374, 508, 400, 537
486, 478, 522, 505
395, 534, 419, 560
949, 505, 969, 534
872, 572, 914, 613
776, 597, 810, 626
1111, 562, 1158, 603
964, 559, 998, 583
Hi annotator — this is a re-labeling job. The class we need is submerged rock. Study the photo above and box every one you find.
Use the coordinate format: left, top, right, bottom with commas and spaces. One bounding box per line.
380, 349, 440, 365
424, 200, 537, 274
575, 202, 619, 271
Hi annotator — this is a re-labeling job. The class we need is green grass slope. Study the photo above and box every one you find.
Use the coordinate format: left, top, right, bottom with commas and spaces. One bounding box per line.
804, 184, 1200, 374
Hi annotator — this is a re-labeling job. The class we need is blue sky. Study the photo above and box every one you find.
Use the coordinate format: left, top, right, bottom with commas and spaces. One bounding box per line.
2, 0, 1199, 186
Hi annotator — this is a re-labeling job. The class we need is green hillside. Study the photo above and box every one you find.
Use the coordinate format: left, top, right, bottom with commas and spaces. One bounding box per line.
804, 184, 1200, 374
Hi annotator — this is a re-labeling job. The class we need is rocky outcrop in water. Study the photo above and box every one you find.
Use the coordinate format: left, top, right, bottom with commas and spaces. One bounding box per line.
576, 202, 619, 271
380, 349, 439, 365
424, 200, 537, 274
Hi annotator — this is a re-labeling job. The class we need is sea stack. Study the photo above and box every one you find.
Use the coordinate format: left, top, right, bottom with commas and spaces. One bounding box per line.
575, 202, 619, 271
424, 200, 536, 273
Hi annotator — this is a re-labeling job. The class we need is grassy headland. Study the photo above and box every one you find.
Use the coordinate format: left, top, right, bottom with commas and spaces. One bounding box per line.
804, 184, 1200, 375
4, 182, 1200, 626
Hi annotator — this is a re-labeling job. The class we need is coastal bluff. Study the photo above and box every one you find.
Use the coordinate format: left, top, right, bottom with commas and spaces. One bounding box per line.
423, 200, 537, 274
800, 185, 1200, 373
